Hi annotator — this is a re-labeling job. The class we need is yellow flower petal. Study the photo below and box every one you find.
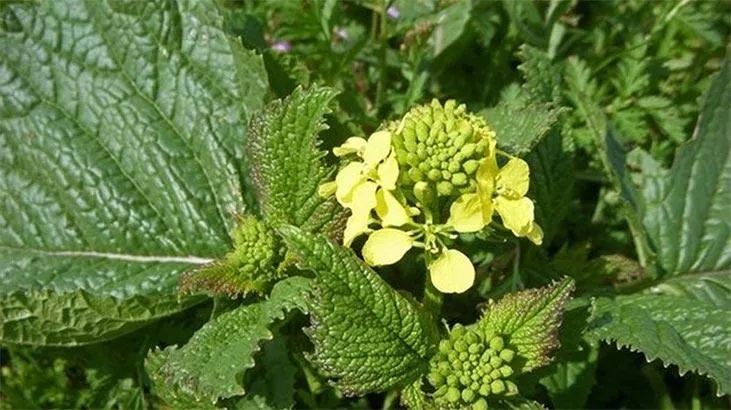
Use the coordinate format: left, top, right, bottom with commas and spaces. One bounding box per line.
333, 137, 367, 157
343, 211, 371, 247
429, 249, 475, 294
476, 155, 497, 216
375, 189, 411, 227
496, 158, 530, 198
363, 131, 392, 167
448, 193, 486, 233
361, 228, 413, 266
350, 180, 378, 215
523, 222, 543, 245
376, 154, 399, 190
335, 162, 365, 205
318, 181, 336, 198
495, 196, 535, 237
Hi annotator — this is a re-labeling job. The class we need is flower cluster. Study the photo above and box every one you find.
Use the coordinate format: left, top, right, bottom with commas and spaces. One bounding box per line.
428, 325, 519, 409
320, 100, 543, 294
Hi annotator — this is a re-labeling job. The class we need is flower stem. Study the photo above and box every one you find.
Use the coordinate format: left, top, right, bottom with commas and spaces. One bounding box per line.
422, 253, 443, 315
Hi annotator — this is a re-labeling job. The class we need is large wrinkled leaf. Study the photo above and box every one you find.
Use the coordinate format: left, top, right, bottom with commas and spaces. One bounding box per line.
279, 226, 439, 395
156, 277, 310, 403
0, 0, 268, 345
587, 277, 731, 395
247, 86, 346, 236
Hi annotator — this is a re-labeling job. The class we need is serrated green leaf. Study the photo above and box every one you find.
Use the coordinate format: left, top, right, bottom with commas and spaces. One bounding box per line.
400, 379, 431, 410
483, 99, 564, 156
518, 45, 563, 103
233, 336, 296, 410
146, 347, 217, 410
631, 56, 731, 276
645, 272, 731, 309
587, 283, 731, 396
158, 277, 310, 402
525, 130, 574, 243
477, 278, 575, 372
247, 86, 346, 236
538, 302, 598, 410
539, 344, 598, 409
0, 0, 267, 345
278, 226, 439, 395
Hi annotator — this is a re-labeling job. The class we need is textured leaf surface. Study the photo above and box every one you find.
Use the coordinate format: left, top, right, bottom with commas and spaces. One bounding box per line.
0, 0, 267, 345
159, 277, 310, 402
525, 131, 574, 243
146, 347, 217, 410
279, 226, 439, 395
632, 55, 730, 276
235, 336, 297, 410
247, 86, 346, 235
587, 285, 731, 396
483, 100, 563, 156
477, 278, 575, 372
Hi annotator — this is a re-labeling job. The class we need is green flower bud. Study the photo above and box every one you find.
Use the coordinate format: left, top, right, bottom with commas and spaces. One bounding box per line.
446, 374, 458, 387
429, 326, 521, 408
446, 387, 461, 403
498, 365, 514, 378
473, 398, 488, 410
390, 99, 496, 198
490, 380, 506, 395
489, 369, 502, 380
499, 349, 515, 363
505, 380, 519, 396
461, 388, 476, 403
489, 336, 505, 352
437, 181, 454, 196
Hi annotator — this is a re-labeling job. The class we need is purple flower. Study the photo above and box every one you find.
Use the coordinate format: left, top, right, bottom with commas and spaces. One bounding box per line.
386, 5, 400, 20
271, 40, 292, 53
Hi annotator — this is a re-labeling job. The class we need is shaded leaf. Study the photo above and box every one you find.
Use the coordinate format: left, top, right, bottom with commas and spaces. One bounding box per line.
158, 277, 310, 402
587, 285, 731, 396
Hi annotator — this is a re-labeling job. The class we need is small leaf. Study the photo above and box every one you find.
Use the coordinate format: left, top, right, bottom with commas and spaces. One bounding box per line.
158, 277, 310, 402
278, 226, 439, 395
482, 100, 564, 156
247, 86, 347, 237
477, 278, 575, 372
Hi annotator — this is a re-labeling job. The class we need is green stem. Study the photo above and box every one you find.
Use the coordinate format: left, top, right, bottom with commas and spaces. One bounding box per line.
374, 1, 388, 114
423, 253, 443, 316
382, 389, 399, 410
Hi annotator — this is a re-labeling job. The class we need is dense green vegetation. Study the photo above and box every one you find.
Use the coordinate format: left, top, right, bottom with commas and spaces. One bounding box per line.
1, 0, 729, 408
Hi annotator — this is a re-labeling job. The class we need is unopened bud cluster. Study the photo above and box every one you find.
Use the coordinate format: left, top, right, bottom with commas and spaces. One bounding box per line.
392, 99, 495, 197
231, 216, 285, 280
428, 325, 518, 409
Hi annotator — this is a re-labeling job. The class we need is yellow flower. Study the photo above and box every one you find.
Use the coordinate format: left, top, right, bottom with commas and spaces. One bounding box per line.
448, 155, 543, 245
361, 228, 475, 294
321, 131, 412, 246
429, 249, 475, 294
